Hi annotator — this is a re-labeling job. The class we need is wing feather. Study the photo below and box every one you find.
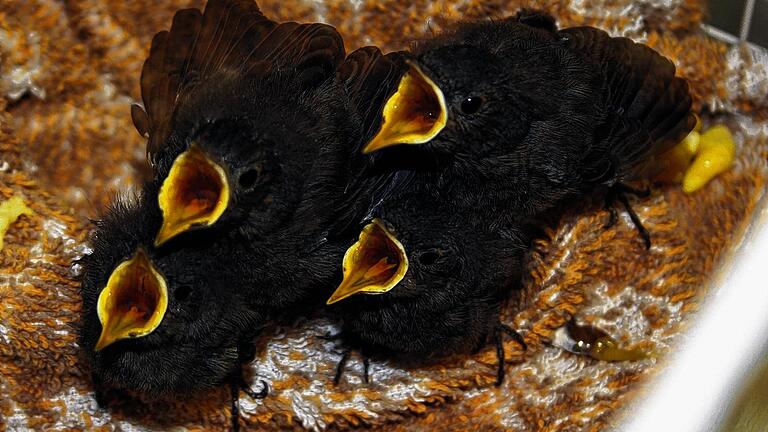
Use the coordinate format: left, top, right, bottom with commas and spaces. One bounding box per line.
133, 0, 345, 166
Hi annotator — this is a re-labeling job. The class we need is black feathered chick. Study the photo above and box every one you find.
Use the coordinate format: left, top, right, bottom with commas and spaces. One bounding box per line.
131, 0, 349, 246
363, 11, 695, 244
325, 176, 533, 385
79, 0, 363, 400
79, 183, 263, 396
321, 11, 696, 384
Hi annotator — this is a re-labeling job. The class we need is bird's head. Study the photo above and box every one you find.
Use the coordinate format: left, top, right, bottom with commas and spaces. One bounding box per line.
79, 191, 262, 395
153, 71, 348, 246
363, 44, 532, 162
325, 191, 529, 355
327, 191, 526, 305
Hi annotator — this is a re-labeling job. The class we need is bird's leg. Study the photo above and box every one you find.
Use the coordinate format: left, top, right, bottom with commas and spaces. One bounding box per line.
236, 342, 270, 400
603, 188, 619, 229
495, 324, 527, 386
495, 329, 505, 386
332, 348, 373, 385
229, 370, 269, 432
229, 341, 270, 432
318, 330, 348, 384
319, 331, 373, 384
333, 349, 351, 385
616, 188, 651, 249
500, 324, 528, 350
230, 373, 242, 432
363, 356, 371, 384
604, 183, 652, 249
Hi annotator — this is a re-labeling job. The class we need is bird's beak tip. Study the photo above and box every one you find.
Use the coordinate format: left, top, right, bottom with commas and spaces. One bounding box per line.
361, 139, 391, 154
325, 294, 342, 305
94, 333, 113, 351
325, 279, 358, 305
153, 222, 179, 247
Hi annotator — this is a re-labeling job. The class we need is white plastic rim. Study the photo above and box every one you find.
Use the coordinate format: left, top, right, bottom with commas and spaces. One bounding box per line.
619, 201, 768, 432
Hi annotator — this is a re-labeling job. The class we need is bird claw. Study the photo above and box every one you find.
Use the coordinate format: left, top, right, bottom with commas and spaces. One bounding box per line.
603, 204, 618, 229
242, 379, 269, 400
604, 183, 652, 249
495, 323, 527, 387
333, 350, 351, 385
333, 348, 371, 385
230, 371, 270, 432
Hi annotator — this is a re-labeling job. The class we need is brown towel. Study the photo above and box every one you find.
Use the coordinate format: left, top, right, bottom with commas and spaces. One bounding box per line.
1, 0, 767, 430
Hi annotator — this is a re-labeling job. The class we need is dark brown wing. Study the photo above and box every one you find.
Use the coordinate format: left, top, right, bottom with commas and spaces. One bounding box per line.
559, 27, 695, 183
132, 0, 345, 166
326, 47, 410, 237
338, 46, 407, 145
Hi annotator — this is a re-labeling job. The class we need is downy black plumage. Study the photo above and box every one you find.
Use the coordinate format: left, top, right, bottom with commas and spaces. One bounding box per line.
319, 10, 697, 385
324, 175, 534, 386
361, 10, 696, 248
79, 183, 265, 396
79, 0, 368, 412
131, 0, 348, 246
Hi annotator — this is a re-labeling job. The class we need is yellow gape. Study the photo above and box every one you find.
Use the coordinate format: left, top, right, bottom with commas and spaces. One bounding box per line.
95, 248, 168, 350
155, 145, 230, 246
363, 62, 448, 154
327, 219, 409, 304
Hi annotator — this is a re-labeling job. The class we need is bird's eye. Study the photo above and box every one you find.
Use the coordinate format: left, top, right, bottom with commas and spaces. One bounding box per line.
460, 96, 484, 114
174, 285, 192, 302
239, 168, 261, 189
418, 248, 445, 266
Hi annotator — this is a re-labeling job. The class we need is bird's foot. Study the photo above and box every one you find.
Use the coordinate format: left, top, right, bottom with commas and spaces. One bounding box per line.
230, 370, 269, 432
316, 331, 372, 385
333, 348, 371, 385
603, 183, 652, 249
495, 323, 527, 386
241, 379, 269, 400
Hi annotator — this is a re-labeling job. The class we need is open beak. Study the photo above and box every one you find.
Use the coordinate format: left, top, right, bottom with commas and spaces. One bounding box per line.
362, 61, 447, 154
95, 248, 168, 351
326, 219, 409, 304
155, 145, 230, 246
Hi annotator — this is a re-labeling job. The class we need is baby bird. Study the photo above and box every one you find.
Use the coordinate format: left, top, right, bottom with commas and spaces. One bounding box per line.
80, 0, 454, 409
79, 182, 265, 397
79, 0, 364, 410
362, 10, 695, 247
325, 173, 534, 385
130, 0, 348, 246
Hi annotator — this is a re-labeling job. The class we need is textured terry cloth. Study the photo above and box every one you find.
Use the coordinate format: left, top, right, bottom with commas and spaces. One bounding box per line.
1, 0, 767, 430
